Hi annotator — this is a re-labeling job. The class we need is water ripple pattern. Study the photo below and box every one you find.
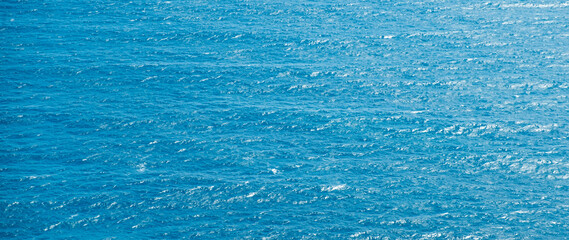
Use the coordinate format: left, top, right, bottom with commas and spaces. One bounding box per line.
2, 0, 569, 239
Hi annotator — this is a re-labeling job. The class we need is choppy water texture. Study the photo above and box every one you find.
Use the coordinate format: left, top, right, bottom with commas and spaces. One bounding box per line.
2, 0, 569, 239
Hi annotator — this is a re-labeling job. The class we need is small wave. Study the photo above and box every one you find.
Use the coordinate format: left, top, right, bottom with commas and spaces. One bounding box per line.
321, 184, 347, 192
501, 3, 569, 8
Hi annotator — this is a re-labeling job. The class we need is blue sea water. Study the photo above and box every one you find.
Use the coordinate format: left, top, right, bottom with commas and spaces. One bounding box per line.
2, 0, 569, 238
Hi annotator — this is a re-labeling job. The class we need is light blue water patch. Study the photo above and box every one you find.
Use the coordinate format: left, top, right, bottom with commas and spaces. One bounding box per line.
2, 0, 569, 238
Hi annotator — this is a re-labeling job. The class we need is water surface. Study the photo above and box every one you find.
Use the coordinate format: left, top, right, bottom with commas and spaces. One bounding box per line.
2, 0, 569, 238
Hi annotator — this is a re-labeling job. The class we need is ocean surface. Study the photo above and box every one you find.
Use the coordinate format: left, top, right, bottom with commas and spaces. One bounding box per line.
2, 0, 569, 239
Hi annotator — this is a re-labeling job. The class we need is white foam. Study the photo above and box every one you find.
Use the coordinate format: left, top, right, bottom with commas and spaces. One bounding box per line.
322, 184, 347, 192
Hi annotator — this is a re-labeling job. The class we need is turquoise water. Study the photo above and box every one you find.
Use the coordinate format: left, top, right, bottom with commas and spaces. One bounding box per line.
2, 0, 569, 238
